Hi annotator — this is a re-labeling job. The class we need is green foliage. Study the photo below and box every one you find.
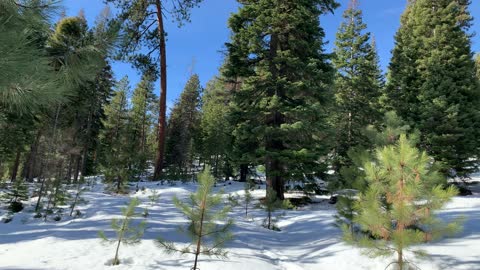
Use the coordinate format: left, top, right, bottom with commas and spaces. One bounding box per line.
331, 1, 383, 172
344, 134, 462, 270
261, 188, 284, 231
100, 76, 134, 193
244, 181, 254, 218
157, 167, 234, 270
0, 0, 66, 114
227, 193, 240, 208
198, 76, 233, 179
143, 189, 160, 217
165, 74, 202, 177
224, 0, 338, 199
99, 197, 146, 266
385, 0, 480, 177
130, 73, 156, 179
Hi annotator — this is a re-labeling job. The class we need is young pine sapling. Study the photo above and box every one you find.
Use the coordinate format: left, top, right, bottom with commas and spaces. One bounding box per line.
98, 197, 146, 266
143, 189, 160, 217
345, 135, 462, 270
262, 188, 284, 231
157, 167, 234, 270
4, 180, 29, 213
244, 182, 253, 218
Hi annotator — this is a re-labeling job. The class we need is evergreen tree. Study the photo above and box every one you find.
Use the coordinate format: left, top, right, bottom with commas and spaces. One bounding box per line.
0, 0, 66, 114
100, 76, 134, 193
157, 167, 234, 270
475, 54, 480, 81
198, 77, 233, 179
165, 74, 202, 178
262, 187, 284, 231
105, 0, 204, 181
385, 0, 480, 177
99, 197, 146, 266
334, 111, 414, 238
3, 180, 29, 213
130, 73, 156, 180
345, 134, 461, 270
244, 180, 253, 218
331, 0, 383, 173
224, 0, 337, 200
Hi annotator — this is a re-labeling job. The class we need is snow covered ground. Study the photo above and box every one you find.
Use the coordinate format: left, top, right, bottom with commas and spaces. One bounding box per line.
1, 176, 480, 270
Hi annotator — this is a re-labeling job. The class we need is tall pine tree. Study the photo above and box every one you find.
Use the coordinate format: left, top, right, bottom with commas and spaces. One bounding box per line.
165, 74, 202, 178
331, 0, 383, 175
130, 73, 156, 178
100, 76, 133, 193
385, 0, 480, 177
224, 0, 337, 200
198, 77, 233, 179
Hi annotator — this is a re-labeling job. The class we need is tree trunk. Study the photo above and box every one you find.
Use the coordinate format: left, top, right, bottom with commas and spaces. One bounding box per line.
397, 249, 403, 270
10, 149, 21, 182
153, 0, 167, 180
25, 129, 42, 182
264, 32, 285, 200
192, 194, 207, 270
73, 155, 81, 182
239, 164, 248, 182
66, 155, 74, 182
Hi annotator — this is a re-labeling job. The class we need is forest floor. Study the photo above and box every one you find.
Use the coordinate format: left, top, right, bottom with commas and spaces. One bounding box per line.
1, 175, 480, 270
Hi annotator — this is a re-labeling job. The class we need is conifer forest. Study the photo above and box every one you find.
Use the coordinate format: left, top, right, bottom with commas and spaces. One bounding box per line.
2, 0, 480, 269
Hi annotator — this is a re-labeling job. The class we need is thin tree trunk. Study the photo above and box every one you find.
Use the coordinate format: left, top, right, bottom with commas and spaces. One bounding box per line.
73, 155, 81, 182
10, 149, 21, 182
153, 0, 167, 180
66, 155, 74, 182
24, 129, 42, 182
192, 193, 207, 270
398, 249, 403, 270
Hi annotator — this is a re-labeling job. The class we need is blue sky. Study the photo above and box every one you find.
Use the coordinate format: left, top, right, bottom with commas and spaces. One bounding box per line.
63, 0, 480, 109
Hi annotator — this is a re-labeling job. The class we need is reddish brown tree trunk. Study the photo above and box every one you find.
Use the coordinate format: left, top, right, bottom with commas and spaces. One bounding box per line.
10, 149, 21, 182
153, 0, 167, 181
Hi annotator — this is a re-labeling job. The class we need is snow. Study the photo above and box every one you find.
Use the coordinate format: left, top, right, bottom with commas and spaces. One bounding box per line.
1, 177, 480, 270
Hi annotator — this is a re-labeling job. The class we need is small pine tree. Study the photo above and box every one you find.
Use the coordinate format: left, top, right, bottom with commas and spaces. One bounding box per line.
70, 177, 85, 217
262, 188, 284, 231
344, 134, 462, 270
157, 167, 234, 270
244, 182, 253, 218
227, 193, 240, 208
143, 189, 160, 217
5, 180, 29, 213
98, 198, 146, 266
334, 111, 414, 236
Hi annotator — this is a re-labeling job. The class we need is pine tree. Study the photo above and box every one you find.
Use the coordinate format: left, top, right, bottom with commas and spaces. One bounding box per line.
385, 0, 480, 177
244, 181, 253, 218
130, 73, 156, 181
165, 74, 202, 178
100, 76, 134, 193
99, 197, 146, 266
105, 0, 204, 181
475, 54, 480, 81
334, 111, 414, 239
224, 0, 337, 200
331, 0, 383, 173
262, 187, 284, 231
157, 167, 234, 270
199, 77, 234, 179
3, 180, 29, 213
344, 134, 461, 270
